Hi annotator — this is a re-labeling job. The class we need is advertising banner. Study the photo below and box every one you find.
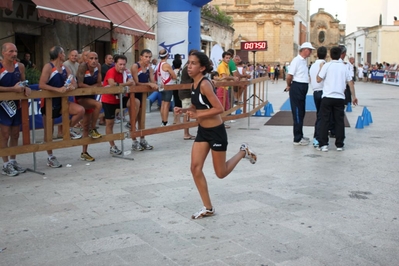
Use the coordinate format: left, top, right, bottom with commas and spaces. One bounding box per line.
370, 70, 384, 81
157, 12, 189, 64
383, 70, 399, 86
157, 0, 211, 64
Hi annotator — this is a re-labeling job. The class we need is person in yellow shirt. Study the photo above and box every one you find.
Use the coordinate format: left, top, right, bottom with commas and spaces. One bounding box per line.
270, 65, 275, 83
216, 51, 238, 111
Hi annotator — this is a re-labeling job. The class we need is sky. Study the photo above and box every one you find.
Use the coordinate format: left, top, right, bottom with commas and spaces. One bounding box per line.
310, 0, 347, 24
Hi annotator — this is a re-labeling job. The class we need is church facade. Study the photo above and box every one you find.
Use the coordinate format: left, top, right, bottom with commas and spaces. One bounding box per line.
309, 8, 346, 62
210, 0, 299, 65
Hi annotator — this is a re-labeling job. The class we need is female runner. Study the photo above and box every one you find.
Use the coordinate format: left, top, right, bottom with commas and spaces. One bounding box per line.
174, 52, 257, 219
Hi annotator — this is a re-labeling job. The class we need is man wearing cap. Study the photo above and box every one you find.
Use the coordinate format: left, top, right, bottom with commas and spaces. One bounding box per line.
285, 42, 315, 145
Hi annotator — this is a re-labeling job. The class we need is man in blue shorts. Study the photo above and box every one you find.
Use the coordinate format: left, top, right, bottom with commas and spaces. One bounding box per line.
0, 43, 31, 176
130, 49, 157, 151
39, 46, 85, 168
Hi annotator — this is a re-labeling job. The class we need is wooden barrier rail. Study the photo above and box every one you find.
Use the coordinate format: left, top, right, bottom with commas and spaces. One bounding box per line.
0, 77, 269, 157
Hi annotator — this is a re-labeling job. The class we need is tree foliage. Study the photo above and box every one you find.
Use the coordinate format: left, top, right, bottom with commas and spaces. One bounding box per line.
201, 4, 233, 27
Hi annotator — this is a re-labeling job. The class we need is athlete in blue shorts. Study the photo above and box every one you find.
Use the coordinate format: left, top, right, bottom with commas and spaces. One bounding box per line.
0, 43, 31, 176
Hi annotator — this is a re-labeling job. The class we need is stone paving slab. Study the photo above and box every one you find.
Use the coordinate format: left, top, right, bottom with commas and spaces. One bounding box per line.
1, 81, 398, 265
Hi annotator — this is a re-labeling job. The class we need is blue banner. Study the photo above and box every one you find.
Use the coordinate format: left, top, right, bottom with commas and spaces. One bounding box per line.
370, 70, 384, 81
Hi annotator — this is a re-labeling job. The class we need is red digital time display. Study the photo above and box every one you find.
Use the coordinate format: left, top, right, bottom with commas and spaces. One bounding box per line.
240, 41, 268, 51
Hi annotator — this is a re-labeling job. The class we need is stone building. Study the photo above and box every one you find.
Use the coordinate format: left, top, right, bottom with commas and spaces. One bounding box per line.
0, 0, 236, 71
200, 17, 234, 57
309, 8, 346, 62
345, 24, 399, 65
211, 0, 300, 65
0, 0, 156, 71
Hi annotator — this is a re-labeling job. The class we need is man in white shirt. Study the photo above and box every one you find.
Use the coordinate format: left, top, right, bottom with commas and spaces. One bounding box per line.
156, 49, 176, 126
347, 56, 356, 101
338, 45, 353, 105
63, 50, 79, 76
316, 47, 358, 152
285, 42, 315, 145
151, 58, 158, 72
309, 46, 327, 148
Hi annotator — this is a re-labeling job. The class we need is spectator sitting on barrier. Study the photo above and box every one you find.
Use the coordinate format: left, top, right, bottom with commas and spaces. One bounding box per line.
130, 49, 157, 151
173, 51, 257, 219
59, 49, 80, 136
76, 51, 103, 162
39, 46, 85, 168
0, 42, 32, 176
101, 54, 136, 155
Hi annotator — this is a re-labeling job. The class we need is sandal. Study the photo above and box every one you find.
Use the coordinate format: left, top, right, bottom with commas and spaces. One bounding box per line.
184, 135, 196, 140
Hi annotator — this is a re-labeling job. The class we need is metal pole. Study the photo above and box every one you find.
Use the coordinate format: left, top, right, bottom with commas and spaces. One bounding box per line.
253, 51, 256, 79
27, 99, 45, 175
112, 92, 133, 160
238, 82, 259, 131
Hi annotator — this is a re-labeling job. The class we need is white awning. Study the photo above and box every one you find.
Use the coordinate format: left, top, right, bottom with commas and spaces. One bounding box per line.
201, 34, 213, 42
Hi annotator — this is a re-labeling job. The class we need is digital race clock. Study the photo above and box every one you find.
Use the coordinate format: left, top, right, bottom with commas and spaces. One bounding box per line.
240, 41, 268, 51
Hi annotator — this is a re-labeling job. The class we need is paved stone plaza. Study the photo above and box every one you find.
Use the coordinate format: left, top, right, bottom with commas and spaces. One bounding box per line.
0, 81, 398, 265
